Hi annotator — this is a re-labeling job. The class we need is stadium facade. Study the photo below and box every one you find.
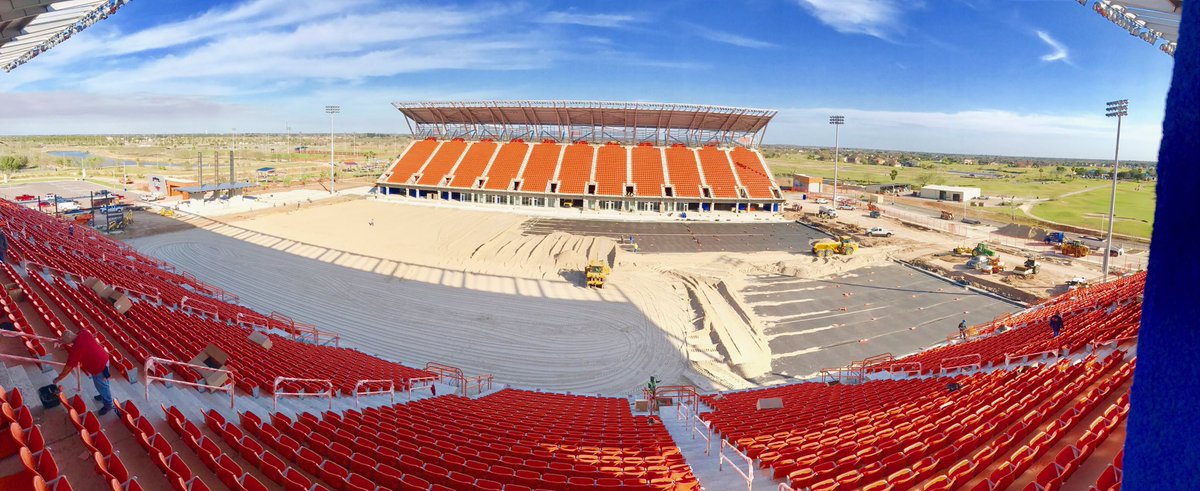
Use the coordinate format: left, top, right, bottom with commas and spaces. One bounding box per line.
376, 101, 786, 213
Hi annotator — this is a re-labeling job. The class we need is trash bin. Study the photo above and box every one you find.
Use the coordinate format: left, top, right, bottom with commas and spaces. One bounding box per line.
38, 384, 61, 410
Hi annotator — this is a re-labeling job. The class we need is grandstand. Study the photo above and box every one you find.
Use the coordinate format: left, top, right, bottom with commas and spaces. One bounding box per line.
377, 101, 785, 214
0, 193, 1145, 490
1, 0, 130, 72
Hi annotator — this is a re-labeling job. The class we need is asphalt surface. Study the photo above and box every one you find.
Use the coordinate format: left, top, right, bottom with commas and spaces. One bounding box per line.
0, 180, 114, 203
522, 219, 829, 253
743, 264, 1019, 383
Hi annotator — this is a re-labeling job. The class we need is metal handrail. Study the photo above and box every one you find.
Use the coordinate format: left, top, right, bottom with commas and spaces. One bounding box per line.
406, 375, 439, 401
0, 353, 81, 390
1004, 349, 1061, 367
144, 356, 234, 409
719, 437, 754, 491
353, 379, 395, 409
940, 353, 983, 372
693, 417, 712, 455
179, 296, 219, 321
272, 377, 333, 411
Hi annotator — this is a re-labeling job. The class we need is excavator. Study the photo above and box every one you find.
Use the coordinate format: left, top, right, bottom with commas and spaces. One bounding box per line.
585, 260, 611, 288
813, 236, 859, 257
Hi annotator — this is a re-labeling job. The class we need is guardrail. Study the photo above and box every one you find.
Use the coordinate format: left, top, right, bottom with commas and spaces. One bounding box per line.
406, 375, 439, 400
0, 353, 81, 390
692, 415, 712, 456
461, 374, 493, 396
353, 379, 395, 409
889, 361, 923, 375
1090, 334, 1138, 351
144, 356, 234, 409
1004, 349, 1061, 367
719, 438, 754, 491
273, 377, 333, 411
180, 296, 220, 321
940, 353, 983, 373
236, 311, 271, 331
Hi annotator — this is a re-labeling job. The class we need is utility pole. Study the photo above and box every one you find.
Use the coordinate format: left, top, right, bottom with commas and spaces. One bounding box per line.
829, 115, 845, 208
1102, 99, 1128, 282
326, 106, 340, 194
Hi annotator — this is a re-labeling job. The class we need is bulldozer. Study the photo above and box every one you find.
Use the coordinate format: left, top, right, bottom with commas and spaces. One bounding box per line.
1061, 240, 1090, 258
1012, 258, 1040, 277
813, 236, 859, 257
585, 260, 611, 288
972, 242, 996, 257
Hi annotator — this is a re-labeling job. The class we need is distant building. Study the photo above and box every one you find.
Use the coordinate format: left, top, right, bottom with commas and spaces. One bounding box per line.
792, 174, 823, 193
963, 159, 976, 165
844, 156, 857, 163
919, 185, 981, 202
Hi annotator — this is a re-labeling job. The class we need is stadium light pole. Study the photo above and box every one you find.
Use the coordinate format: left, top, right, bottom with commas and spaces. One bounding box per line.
1102, 99, 1128, 282
326, 105, 340, 194
829, 116, 845, 207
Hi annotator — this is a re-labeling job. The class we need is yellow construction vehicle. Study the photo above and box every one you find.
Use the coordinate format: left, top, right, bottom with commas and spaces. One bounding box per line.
1061, 240, 1090, 258
585, 260, 611, 288
813, 236, 859, 257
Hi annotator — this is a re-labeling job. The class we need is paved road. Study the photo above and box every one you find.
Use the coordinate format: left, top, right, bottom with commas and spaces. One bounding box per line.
522, 219, 829, 253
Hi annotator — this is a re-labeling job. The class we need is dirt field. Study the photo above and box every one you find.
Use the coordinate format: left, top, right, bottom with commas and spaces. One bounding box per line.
121, 198, 1043, 394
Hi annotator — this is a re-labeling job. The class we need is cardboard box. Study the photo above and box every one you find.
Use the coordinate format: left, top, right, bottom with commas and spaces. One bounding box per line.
84, 277, 119, 300
247, 331, 273, 350
757, 397, 784, 410
634, 400, 650, 412
187, 344, 230, 388
112, 294, 133, 315
656, 397, 673, 407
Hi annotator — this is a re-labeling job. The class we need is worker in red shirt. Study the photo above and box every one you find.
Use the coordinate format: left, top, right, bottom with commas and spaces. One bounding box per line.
53, 329, 116, 416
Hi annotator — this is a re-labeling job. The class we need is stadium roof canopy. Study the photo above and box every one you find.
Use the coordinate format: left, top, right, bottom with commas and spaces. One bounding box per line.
1080, 0, 1182, 56
393, 100, 778, 148
1, 0, 131, 72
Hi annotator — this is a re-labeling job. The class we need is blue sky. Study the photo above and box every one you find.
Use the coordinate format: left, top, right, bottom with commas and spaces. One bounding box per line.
0, 0, 1175, 160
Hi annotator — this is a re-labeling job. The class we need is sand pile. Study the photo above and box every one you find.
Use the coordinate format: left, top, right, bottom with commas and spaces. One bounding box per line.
995, 223, 1050, 240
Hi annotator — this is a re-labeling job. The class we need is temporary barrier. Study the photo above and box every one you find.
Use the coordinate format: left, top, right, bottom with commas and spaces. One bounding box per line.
719, 437, 754, 491
144, 356, 234, 408
236, 311, 271, 331
273, 377, 333, 411
890, 361, 923, 375
1090, 334, 1139, 351
353, 379, 395, 408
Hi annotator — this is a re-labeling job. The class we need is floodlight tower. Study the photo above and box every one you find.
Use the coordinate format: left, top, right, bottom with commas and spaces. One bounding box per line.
326, 105, 340, 194
829, 115, 845, 207
1102, 99, 1128, 282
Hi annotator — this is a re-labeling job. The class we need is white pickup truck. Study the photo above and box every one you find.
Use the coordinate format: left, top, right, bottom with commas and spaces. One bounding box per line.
865, 227, 894, 237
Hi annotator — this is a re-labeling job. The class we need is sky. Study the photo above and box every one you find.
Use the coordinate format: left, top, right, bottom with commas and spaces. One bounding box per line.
0, 0, 1177, 161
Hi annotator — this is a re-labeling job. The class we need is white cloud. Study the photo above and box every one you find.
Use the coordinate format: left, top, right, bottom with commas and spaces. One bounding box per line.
684, 23, 776, 49
769, 107, 1161, 161
1036, 30, 1071, 64
539, 12, 638, 28
794, 0, 909, 40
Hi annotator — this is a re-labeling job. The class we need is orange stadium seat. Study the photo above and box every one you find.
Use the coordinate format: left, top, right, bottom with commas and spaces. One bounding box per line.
516, 142, 563, 193
446, 140, 498, 188
482, 140, 531, 191
594, 143, 628, 196
630, 144, 666, 197
384, 137, 439, 184
415, 139, 469, 186
695, 145, 739, 199
729, 146, 778, 199
664, 145, 704, 198
556, 142, 595, 195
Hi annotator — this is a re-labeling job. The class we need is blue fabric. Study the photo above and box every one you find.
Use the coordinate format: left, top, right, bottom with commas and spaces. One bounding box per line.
91, 373, 112, 410
1123, 2, 1200, 489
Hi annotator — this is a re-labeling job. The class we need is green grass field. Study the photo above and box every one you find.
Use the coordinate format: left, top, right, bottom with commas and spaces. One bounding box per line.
767, 156, 1155, 238
1031, 183, 1155, 238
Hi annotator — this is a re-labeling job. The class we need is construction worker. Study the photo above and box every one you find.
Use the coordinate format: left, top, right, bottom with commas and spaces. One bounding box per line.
958, 320, 968, 340
1050, 313, 1064, 338
0, 229, 7, 263
68, 223, 75, 237
53, 330, 117, 416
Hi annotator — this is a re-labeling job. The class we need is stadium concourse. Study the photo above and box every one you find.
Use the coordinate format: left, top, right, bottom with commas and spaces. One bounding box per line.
0, 190, 1144, 491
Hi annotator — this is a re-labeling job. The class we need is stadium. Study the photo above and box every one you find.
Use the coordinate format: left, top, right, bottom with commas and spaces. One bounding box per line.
0, 1, 1193, 491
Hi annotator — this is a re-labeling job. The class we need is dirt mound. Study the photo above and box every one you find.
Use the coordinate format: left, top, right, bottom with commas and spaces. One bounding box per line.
995, 223, 1050, 240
